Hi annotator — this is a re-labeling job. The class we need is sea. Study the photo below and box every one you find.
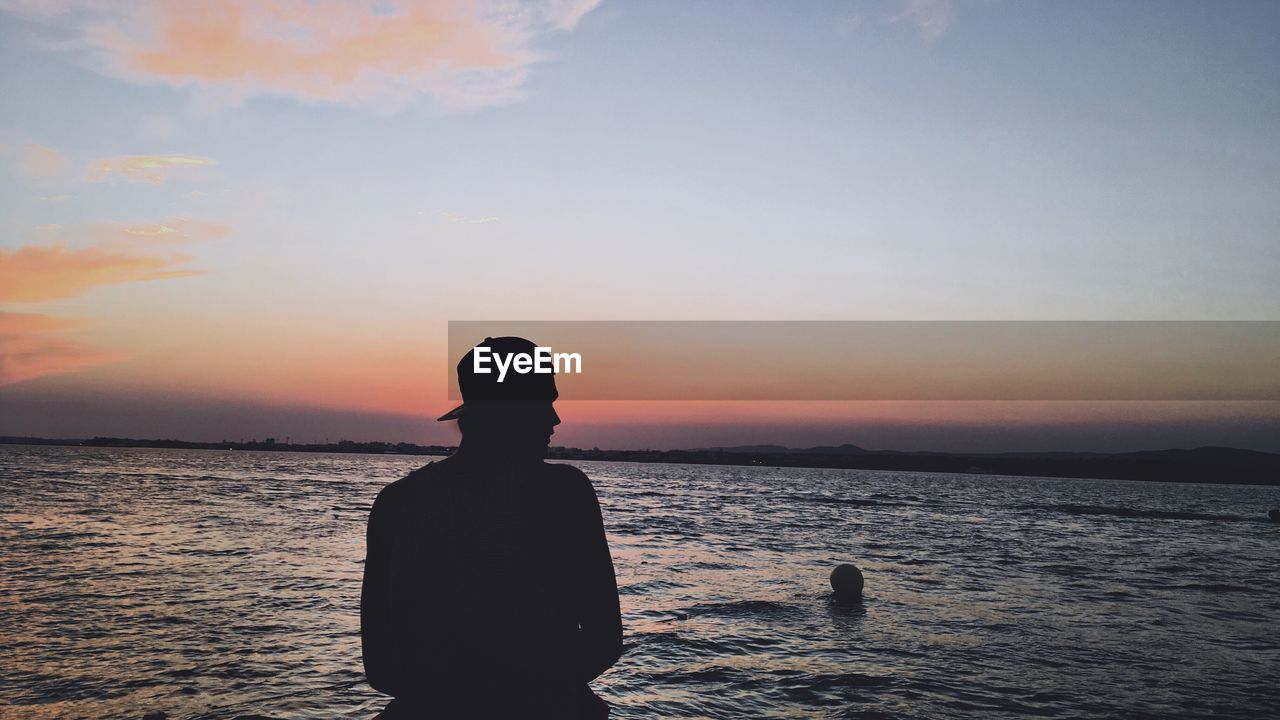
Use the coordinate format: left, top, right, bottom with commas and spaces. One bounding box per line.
1, 444, 1277, 719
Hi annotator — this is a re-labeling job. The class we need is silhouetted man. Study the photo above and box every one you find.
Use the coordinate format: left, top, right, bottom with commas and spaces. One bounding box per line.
362, 337, 622, 719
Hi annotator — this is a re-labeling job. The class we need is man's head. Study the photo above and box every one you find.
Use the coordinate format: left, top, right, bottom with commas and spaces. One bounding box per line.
439, 336, 561, 458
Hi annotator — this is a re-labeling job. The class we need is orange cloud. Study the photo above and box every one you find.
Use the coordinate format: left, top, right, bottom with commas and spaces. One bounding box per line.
0, 243, 201, 303
88, 154, 214, 184
20, 142, 69, 180
0, 312, 82, 334
0, 218, 227, 303
3, 1, 600, 110
0, 313, 129, 386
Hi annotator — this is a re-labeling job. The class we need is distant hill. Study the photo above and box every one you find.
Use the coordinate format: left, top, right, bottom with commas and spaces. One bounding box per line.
694, 444, 796, 454
696, 443, 868, 455
797, 443, 870, 455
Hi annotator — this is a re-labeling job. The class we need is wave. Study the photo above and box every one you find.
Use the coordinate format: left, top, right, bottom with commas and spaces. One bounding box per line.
687, 599, 796, 619
1031, 503, 1254, 522
1166, 582, 1254, 593
784, 494, 883, 507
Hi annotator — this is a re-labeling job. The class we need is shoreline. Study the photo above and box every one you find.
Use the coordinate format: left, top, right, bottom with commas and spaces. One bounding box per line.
4, 436, 1279, 486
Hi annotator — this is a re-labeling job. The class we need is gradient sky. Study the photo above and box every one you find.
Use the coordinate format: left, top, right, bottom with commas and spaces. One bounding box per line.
2, 0, 1279, 451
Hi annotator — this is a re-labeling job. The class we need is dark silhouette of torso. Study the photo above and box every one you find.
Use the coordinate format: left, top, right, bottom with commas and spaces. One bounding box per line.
361, 445, 622, 718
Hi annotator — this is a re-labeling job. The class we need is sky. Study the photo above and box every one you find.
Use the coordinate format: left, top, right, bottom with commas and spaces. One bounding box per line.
1, 0, 1279, 452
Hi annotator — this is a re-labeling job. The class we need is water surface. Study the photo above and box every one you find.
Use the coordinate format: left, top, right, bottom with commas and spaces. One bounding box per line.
2, 445, 1277, 719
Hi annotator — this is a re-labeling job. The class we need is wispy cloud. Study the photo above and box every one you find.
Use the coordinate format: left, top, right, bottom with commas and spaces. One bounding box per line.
0, 312, 129, 386
3, 1, 604, 111
88, 218, 230, 245
88, 154, 214, 184
840, 0, 957, 42
540, 0, 602, 30
0, 217, 229, 303
39, 194, 73, 201
20, 142, 69, 180
894, 0, 954, 42
434, 209, 501, 224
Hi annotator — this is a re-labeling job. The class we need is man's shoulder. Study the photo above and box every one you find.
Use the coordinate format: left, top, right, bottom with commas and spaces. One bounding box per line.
538, 461, 596, 501
377, 458, 591, 497
539, 460, 590, 483
374, 460, 442, 504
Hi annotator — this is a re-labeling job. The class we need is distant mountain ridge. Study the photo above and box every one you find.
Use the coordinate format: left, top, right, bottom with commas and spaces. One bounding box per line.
696, 443, 869, 455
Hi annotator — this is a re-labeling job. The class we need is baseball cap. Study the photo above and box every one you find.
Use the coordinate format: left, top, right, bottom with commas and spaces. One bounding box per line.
437, 336, 560, 421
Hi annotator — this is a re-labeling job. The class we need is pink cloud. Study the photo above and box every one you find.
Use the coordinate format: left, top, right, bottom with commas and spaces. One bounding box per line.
0, 312, 129, 386
0, 243, 201, 303
6, 1, 603, 110
0, 312, 82, 334
20, 142, 69, 180
0, 218, 228, 303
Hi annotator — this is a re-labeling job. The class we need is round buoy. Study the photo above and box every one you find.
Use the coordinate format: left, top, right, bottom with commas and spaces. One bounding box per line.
830, 563, 864, 600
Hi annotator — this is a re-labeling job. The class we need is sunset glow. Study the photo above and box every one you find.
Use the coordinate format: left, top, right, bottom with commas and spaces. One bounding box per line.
3, 1, 1279, 451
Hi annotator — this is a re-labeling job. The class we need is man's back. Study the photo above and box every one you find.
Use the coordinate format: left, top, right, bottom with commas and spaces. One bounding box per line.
361, 454, 622, 718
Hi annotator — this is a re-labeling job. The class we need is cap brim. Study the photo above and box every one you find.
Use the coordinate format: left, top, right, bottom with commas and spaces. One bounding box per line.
436, 403, 465, 421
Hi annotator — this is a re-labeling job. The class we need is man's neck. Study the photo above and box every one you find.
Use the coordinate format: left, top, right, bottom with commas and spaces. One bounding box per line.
452, 437, 545, 466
